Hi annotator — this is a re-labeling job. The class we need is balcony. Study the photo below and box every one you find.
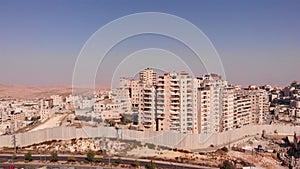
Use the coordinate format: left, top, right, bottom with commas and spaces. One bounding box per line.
143, 107, 152, 111
171, 92, 180, 96
144, 104, 152, 108
171, 106, 180, 110
143, 93, 152, 97
171, 101, 180, 105
187, 112, 193, 116
157, 114, 165, 119
170, 110, 180, 115
170, 126, 180, 130
143, 118, 152, 123
157, 83, 164, 86
170, 83, 179, 87
170, 87, 180, 91
144, 99, 152, 104
171, 120, 180, 125
170, 97, 180, 101
170, 115, 179, 120
156, 101, 164, 105
144, 123, 152, 128
144, 111, 152, 116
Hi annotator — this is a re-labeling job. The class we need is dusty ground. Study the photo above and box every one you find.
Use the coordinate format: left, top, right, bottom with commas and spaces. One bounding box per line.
155, 149, 284, 169
31, 114, 66, 132
0, 83, 108, 99
11, 137, 285, 169
228, 150, 284, 169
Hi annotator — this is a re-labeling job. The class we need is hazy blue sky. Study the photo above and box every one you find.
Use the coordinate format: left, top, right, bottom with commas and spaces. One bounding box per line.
0, 0, 299, 86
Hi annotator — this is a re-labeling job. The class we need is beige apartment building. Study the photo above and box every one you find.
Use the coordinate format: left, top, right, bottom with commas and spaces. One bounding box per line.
233, 90, 252, 128
156, 72, 198, 134
139, 68, 157, 86
130, 79, 140, 108
196, 74, 229, 133
248, 88, 270, 124
197, 86, 211, 133
138, 83, 157, 130
117, 69, 270, 134
111, 88, 132, 113
121, 68, 157, 131
221, 87, 235, 131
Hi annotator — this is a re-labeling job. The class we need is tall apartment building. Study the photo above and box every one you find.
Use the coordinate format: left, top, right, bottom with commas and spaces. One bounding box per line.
118, 69, 270, 134
139, 68, 157, 86
120, 68, 157, 131
129, 79, 140, 108
156, 72, 198, 134
221, 87, 235, 131
233, 89, 252, 128
197, 86, 211, 133
248, 88, 270, 124
196, 74, 229, 133
138, 83, 157, 131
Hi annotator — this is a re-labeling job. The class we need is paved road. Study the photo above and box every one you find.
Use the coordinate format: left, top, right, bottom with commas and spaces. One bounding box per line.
0, 154, 214, 169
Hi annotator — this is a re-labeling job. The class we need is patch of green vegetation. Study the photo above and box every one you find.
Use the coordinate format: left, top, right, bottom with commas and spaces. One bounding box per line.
94, 157, 102, 163
24, 152, 32, 161
67, 156, 76, 162
145, 143, 156, 150
132, 160, 140, 167
50, 152, 58, 162
146, 160, 156, 169
221, 146, 229, 152
86, 150, 95, 162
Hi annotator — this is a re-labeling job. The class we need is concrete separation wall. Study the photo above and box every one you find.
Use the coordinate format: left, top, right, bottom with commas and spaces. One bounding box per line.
0, 124, 299, 151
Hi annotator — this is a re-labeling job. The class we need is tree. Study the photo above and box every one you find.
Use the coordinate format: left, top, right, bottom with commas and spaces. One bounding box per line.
50, 152, 58, 162
146, 160, 156, 169
86, 150, 95, 162
115, 157, 122, 166
132, 160, 140, 167
24, 152, 32, 161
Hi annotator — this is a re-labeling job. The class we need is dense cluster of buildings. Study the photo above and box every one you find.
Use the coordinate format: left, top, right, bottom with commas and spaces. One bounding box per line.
269, 81, 300, 124
114, 68, 270, 134
2, 68, 299, 136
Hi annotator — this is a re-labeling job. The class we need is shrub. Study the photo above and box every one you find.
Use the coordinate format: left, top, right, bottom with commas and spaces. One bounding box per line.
50, 152, 58, 162
94, 157, 102, 163
132, 160, 139, 167
146, 160, 156, 169
115, 158, 122, 166
86, 150, 95, 162
145, 143, 156, 150
221, 147, 229, 152
24, 152, 32, 161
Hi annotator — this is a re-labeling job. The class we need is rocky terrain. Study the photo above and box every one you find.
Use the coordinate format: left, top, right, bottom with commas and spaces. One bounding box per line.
10, 137, 284, 169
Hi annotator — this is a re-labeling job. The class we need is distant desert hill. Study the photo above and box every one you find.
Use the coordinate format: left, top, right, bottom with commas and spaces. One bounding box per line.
0, 83, 108, 99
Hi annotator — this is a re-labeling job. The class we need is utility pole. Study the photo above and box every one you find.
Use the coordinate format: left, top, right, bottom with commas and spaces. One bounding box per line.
12, 134, 16, 155
10, 120, 17, 155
